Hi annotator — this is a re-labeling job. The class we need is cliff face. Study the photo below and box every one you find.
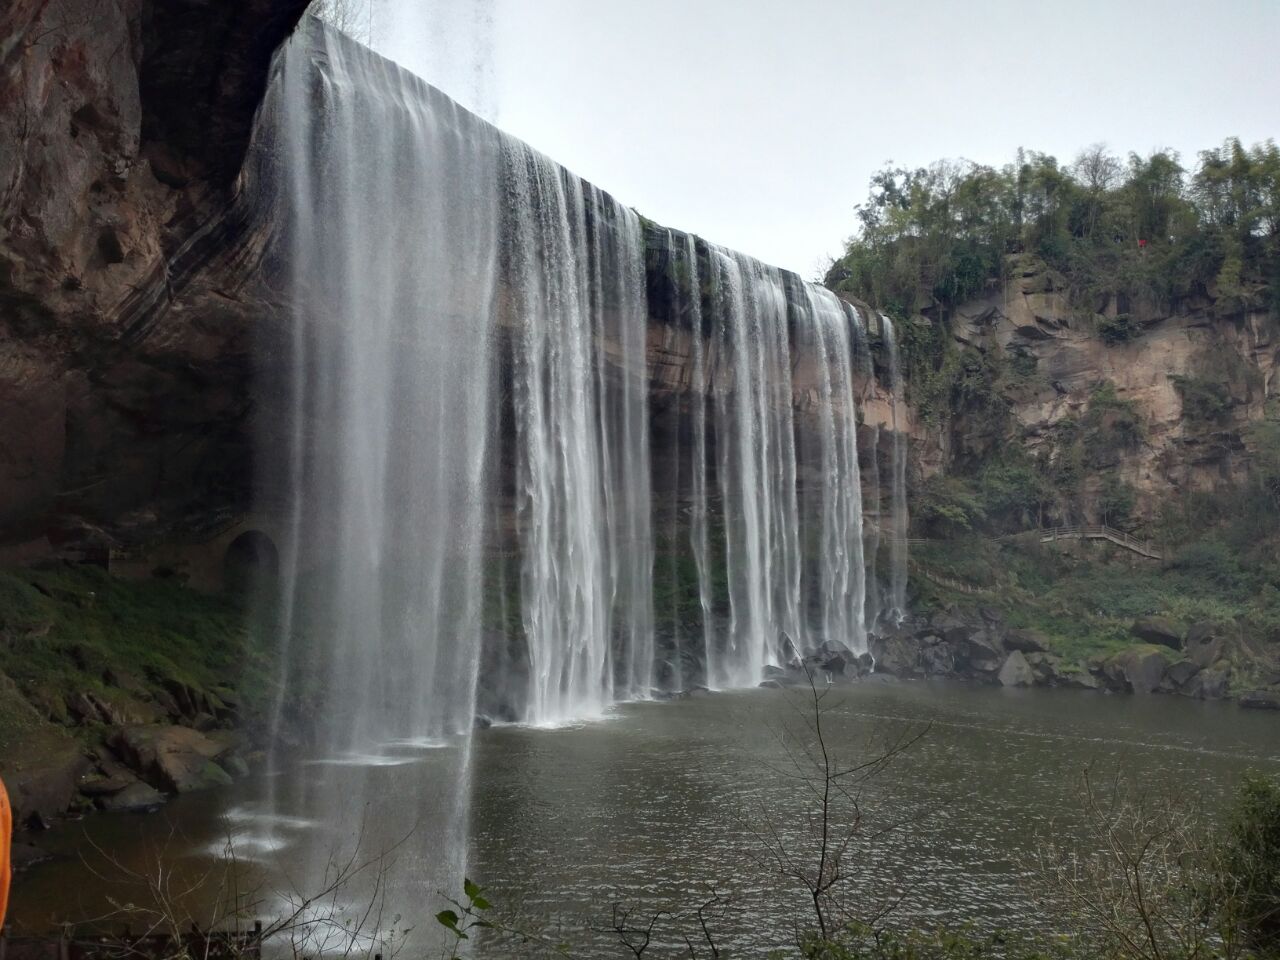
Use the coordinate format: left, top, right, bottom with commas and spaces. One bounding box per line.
2, 1, 1263, 564
0, 0, 308, 557
0, 5, 902, 568
903, 257, 1279, 524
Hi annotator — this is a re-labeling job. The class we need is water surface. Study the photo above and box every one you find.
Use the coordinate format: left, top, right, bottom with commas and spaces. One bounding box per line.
12, 682, 1279, 956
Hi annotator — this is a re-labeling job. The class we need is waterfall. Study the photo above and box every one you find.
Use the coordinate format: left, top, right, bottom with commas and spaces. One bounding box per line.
268, 17, 499, 756
803, 291, 867, 654
258, 15, 887, 746
851, 313, 884, 631
881, 316, 909, 624
258, 15, 502, 924
247, 14, 899, 941
703, 251, 804, 685
505, 146, 654, 725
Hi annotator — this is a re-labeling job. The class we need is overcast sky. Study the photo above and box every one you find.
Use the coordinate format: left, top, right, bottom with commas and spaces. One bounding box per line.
374, 0, 1280, 278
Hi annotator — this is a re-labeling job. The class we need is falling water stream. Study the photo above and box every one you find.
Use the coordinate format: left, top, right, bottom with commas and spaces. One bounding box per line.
882, 315, 910, 624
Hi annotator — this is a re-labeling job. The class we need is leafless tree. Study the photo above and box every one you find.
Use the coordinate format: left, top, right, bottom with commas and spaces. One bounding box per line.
310, 0, 374, 44
747, 669, 931, 948
70, 817, 413, 960
1036, 766, 1247, 960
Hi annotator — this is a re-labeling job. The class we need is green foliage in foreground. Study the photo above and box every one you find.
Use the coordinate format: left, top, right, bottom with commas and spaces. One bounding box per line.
1220, 774, 1280, 955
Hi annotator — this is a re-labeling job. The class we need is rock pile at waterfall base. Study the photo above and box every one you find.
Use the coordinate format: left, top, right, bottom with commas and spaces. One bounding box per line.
863, 608, 1280, 707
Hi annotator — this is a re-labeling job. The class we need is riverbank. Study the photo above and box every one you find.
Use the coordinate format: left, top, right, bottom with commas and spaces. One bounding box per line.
0, 563, 265, 835
899, 537, 1280, 707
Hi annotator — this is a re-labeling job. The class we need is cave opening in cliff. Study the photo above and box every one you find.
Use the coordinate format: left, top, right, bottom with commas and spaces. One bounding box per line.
223, 529, 279, 593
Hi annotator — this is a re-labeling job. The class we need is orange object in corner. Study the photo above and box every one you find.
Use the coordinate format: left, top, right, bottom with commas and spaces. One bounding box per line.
0, 776, 10, 931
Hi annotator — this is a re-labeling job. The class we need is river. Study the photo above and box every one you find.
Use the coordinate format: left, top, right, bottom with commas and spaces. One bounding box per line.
11, 681, 1280, 955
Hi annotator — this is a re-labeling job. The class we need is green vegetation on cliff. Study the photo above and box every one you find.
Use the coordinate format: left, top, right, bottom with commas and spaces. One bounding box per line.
0, 563, 263, 767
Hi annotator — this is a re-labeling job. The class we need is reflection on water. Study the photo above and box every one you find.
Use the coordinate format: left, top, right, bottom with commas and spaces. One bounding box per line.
11, 682, 1280, 956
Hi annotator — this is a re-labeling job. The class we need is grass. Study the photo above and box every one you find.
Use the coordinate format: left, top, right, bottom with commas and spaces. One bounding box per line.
0, 562, 264, 740
911, 534, 1280, 666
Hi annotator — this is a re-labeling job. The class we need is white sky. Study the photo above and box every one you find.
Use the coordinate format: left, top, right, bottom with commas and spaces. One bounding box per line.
374, 0, 1280, 278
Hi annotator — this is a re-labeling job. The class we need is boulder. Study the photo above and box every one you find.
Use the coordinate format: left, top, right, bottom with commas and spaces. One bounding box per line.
102, 666, 149, 698
955, 630, 1004, 668
78, 773, 135, 798
1238, 690, 1280, 711
873, 633, 923, 678
109, 724, 232, 794
5, 748, 91, 826
1089, 654, 1129, 691
998, 651, 1035, 687
1062, 671, 1102, 691
921, 642, 955, 677
1159, 659, 1201, 694
1131, 617, 1182, 650
757, 679, 784, 689
1002, 628, 1049, 654
99, 781, 166, 813
1184, 622, 1229, 670
852, 652, 874, 677
820, 654, 847, 676
219, 754, 251, 779
1025, 652, 1068, 685
1120, 648, 1168, 694
1188, 664, 1232, 700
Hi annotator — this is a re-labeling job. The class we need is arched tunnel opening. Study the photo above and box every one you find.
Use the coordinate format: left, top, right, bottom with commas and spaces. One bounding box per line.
223, 529, 279, 594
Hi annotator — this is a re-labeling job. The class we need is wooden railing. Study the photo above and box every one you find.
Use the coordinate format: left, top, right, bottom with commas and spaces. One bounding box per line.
1032, 524, 1162, 560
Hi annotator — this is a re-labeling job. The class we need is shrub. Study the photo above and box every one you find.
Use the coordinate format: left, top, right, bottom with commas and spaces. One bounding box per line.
1217, 773, 1280, 955
1173, 374, 1233, 424
1096, 313, 1140, 344
1167, 540, 1249, 593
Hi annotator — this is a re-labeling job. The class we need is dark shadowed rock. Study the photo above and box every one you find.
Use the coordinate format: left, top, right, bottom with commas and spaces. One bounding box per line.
757, 679, 784, 689
956, 630, 1004, 673
1002, 628, 1048, 654
99, 780, 167, 813
853, 652, 874, 677
1131, 617, 1182, 650
1159, 659, 1201, 694
1025, 652, 1068, 685
1238, 690, 1280, 711
1188, 664, 1232, 700
821, 654, 847, 676
5, 748, 91, 825
78, 773, 135, 798
921, 642, 955, 677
